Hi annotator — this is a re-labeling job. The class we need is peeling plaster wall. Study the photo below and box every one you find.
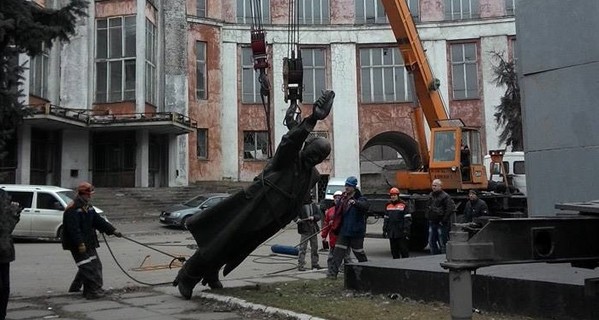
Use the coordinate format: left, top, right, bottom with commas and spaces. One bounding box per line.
479, 0, 506, 19
60, 4, 92, 109
188, 24, 224, 181
420, 0, 445, 22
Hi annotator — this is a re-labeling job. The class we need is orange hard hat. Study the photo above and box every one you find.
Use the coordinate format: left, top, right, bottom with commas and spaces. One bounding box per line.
389, 187, 400, 195
77, 182, 95, 195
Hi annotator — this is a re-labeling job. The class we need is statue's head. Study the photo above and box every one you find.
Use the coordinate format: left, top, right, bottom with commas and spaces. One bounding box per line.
300, 136, 331, 167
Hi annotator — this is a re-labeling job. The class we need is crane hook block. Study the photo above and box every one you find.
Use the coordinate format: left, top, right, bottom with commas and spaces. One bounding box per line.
251, 30, 269, 70
282, 56, 304, 102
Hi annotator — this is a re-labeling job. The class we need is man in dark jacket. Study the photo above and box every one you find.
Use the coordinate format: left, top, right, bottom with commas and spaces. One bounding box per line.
296, 194, 321, 271
425, 179, 455, 254
175, 90, 335, 299
0, 189, 21, 320
383, 187, 412, 259
326, 176, 370, 279
463, 189, 489, 223
62, 182, 122, 300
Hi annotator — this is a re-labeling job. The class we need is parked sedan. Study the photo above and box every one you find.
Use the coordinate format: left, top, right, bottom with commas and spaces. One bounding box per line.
159, 193, 229, 228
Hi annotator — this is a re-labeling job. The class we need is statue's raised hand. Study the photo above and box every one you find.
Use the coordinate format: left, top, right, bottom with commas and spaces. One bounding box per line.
311, 90, 335, 121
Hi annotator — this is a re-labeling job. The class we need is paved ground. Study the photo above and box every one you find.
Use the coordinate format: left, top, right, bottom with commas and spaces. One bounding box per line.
7, 219, 394, 319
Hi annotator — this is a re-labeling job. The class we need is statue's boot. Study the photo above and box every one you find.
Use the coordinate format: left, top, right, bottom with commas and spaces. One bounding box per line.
173, 263, 203, 300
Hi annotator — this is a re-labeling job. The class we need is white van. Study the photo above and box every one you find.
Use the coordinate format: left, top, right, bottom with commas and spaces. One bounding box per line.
483, 152, 527, 195
0, 184, 104, 240
324, 177, 348, 201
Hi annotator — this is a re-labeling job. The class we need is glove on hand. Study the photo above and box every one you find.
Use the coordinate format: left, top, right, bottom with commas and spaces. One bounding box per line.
113, 231, 123, 238
311, 90, 335, 120
78, 243, 86, 254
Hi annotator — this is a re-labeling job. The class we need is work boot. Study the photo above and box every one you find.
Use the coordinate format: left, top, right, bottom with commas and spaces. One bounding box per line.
68, 282, 82, 293
312, 264, 322, 270
297, 266, 306, 271
84, 291, 105, 300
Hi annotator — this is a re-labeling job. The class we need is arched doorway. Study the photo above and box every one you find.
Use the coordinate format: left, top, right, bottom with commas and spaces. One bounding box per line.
359, 131, 422, 193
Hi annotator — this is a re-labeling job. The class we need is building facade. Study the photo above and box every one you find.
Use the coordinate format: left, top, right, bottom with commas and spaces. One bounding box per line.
5, 0, 517, 191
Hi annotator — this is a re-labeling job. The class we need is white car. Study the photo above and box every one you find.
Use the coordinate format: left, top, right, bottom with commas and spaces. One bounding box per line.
0, 184, 105, 240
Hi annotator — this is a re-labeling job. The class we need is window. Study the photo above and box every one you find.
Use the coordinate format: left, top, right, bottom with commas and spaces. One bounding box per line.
450, 43, 479, 100
237, 0, 270, 24
513, 161, 525, 174
355, 0, 386, 24
6, 191, 33, 208
145, 19, 157, 105
432, 131, 456, 162
509, 37, 518, 67
29, 44, 49, 99
197, 128, 208, 159
197, 0, 206, 17
243, 131, 269, 160
355, 0, 418, 24
408, 0, 419, 21
505, 0, 515, 16
241, 47, 261, 103
37, 193, 62, 210
196, 41, 207, 100
359, 47, 412, 103
445, 0, 479, 20
301, 48, 326, 103
298, 0, 329, 24
95, 16, 136, 103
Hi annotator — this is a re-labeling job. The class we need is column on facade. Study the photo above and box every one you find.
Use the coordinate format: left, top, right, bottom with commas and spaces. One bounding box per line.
220, 41, 240, 180
330, 43, 360, 180
270, 42, 288, 149
136, 129, 150, 187
135, 0, 147, 113
15, 125, 31, 184
163, 0, 188, 186
60, 129, 90, 187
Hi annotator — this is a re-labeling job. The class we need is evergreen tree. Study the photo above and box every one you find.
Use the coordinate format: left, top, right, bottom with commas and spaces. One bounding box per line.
491, 51, 523, 151
0, 0, 87, 159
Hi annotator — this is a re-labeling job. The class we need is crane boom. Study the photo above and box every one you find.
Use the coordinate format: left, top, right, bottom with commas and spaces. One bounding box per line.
381, 0, 449, 128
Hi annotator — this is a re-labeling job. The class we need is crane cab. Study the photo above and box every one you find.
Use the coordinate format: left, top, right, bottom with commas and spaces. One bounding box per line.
429, 126, 487, 191
396, 125, 488, 193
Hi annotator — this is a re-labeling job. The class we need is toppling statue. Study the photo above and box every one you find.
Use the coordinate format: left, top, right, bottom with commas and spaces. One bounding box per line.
174, 90, 335, 299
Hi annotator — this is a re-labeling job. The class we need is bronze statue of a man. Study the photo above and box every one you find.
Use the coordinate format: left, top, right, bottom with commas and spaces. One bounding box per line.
174, 90, 335, 299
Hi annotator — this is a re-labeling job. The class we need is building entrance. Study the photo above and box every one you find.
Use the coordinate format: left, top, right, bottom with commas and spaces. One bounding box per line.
92, 131, 136, 187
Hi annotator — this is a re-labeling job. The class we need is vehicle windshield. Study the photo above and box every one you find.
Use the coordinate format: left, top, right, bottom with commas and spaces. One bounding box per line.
327, 185, 345, 196
57, 190, 76, 204
184, 195, 207, 207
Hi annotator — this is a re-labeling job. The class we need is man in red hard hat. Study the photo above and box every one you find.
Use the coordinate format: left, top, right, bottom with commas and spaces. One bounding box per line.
383, 187, 412, 259
62, 181, 122, 299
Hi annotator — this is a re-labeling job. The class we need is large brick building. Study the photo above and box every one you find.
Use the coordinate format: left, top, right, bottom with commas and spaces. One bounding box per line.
3, 0, 516, 192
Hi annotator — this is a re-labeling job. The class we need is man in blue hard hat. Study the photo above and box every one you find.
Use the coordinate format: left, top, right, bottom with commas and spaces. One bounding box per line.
326, 176, 370, 279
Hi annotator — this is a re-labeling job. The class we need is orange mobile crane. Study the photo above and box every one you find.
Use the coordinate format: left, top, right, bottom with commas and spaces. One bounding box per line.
362, 0, 527, 250
381, 0, 487, 193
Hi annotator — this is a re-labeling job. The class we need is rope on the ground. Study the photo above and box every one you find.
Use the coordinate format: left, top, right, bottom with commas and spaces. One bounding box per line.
101, 233, 181, 286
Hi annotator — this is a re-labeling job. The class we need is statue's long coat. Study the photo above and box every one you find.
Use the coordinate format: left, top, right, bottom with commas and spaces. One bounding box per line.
185, 117, 321, 276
